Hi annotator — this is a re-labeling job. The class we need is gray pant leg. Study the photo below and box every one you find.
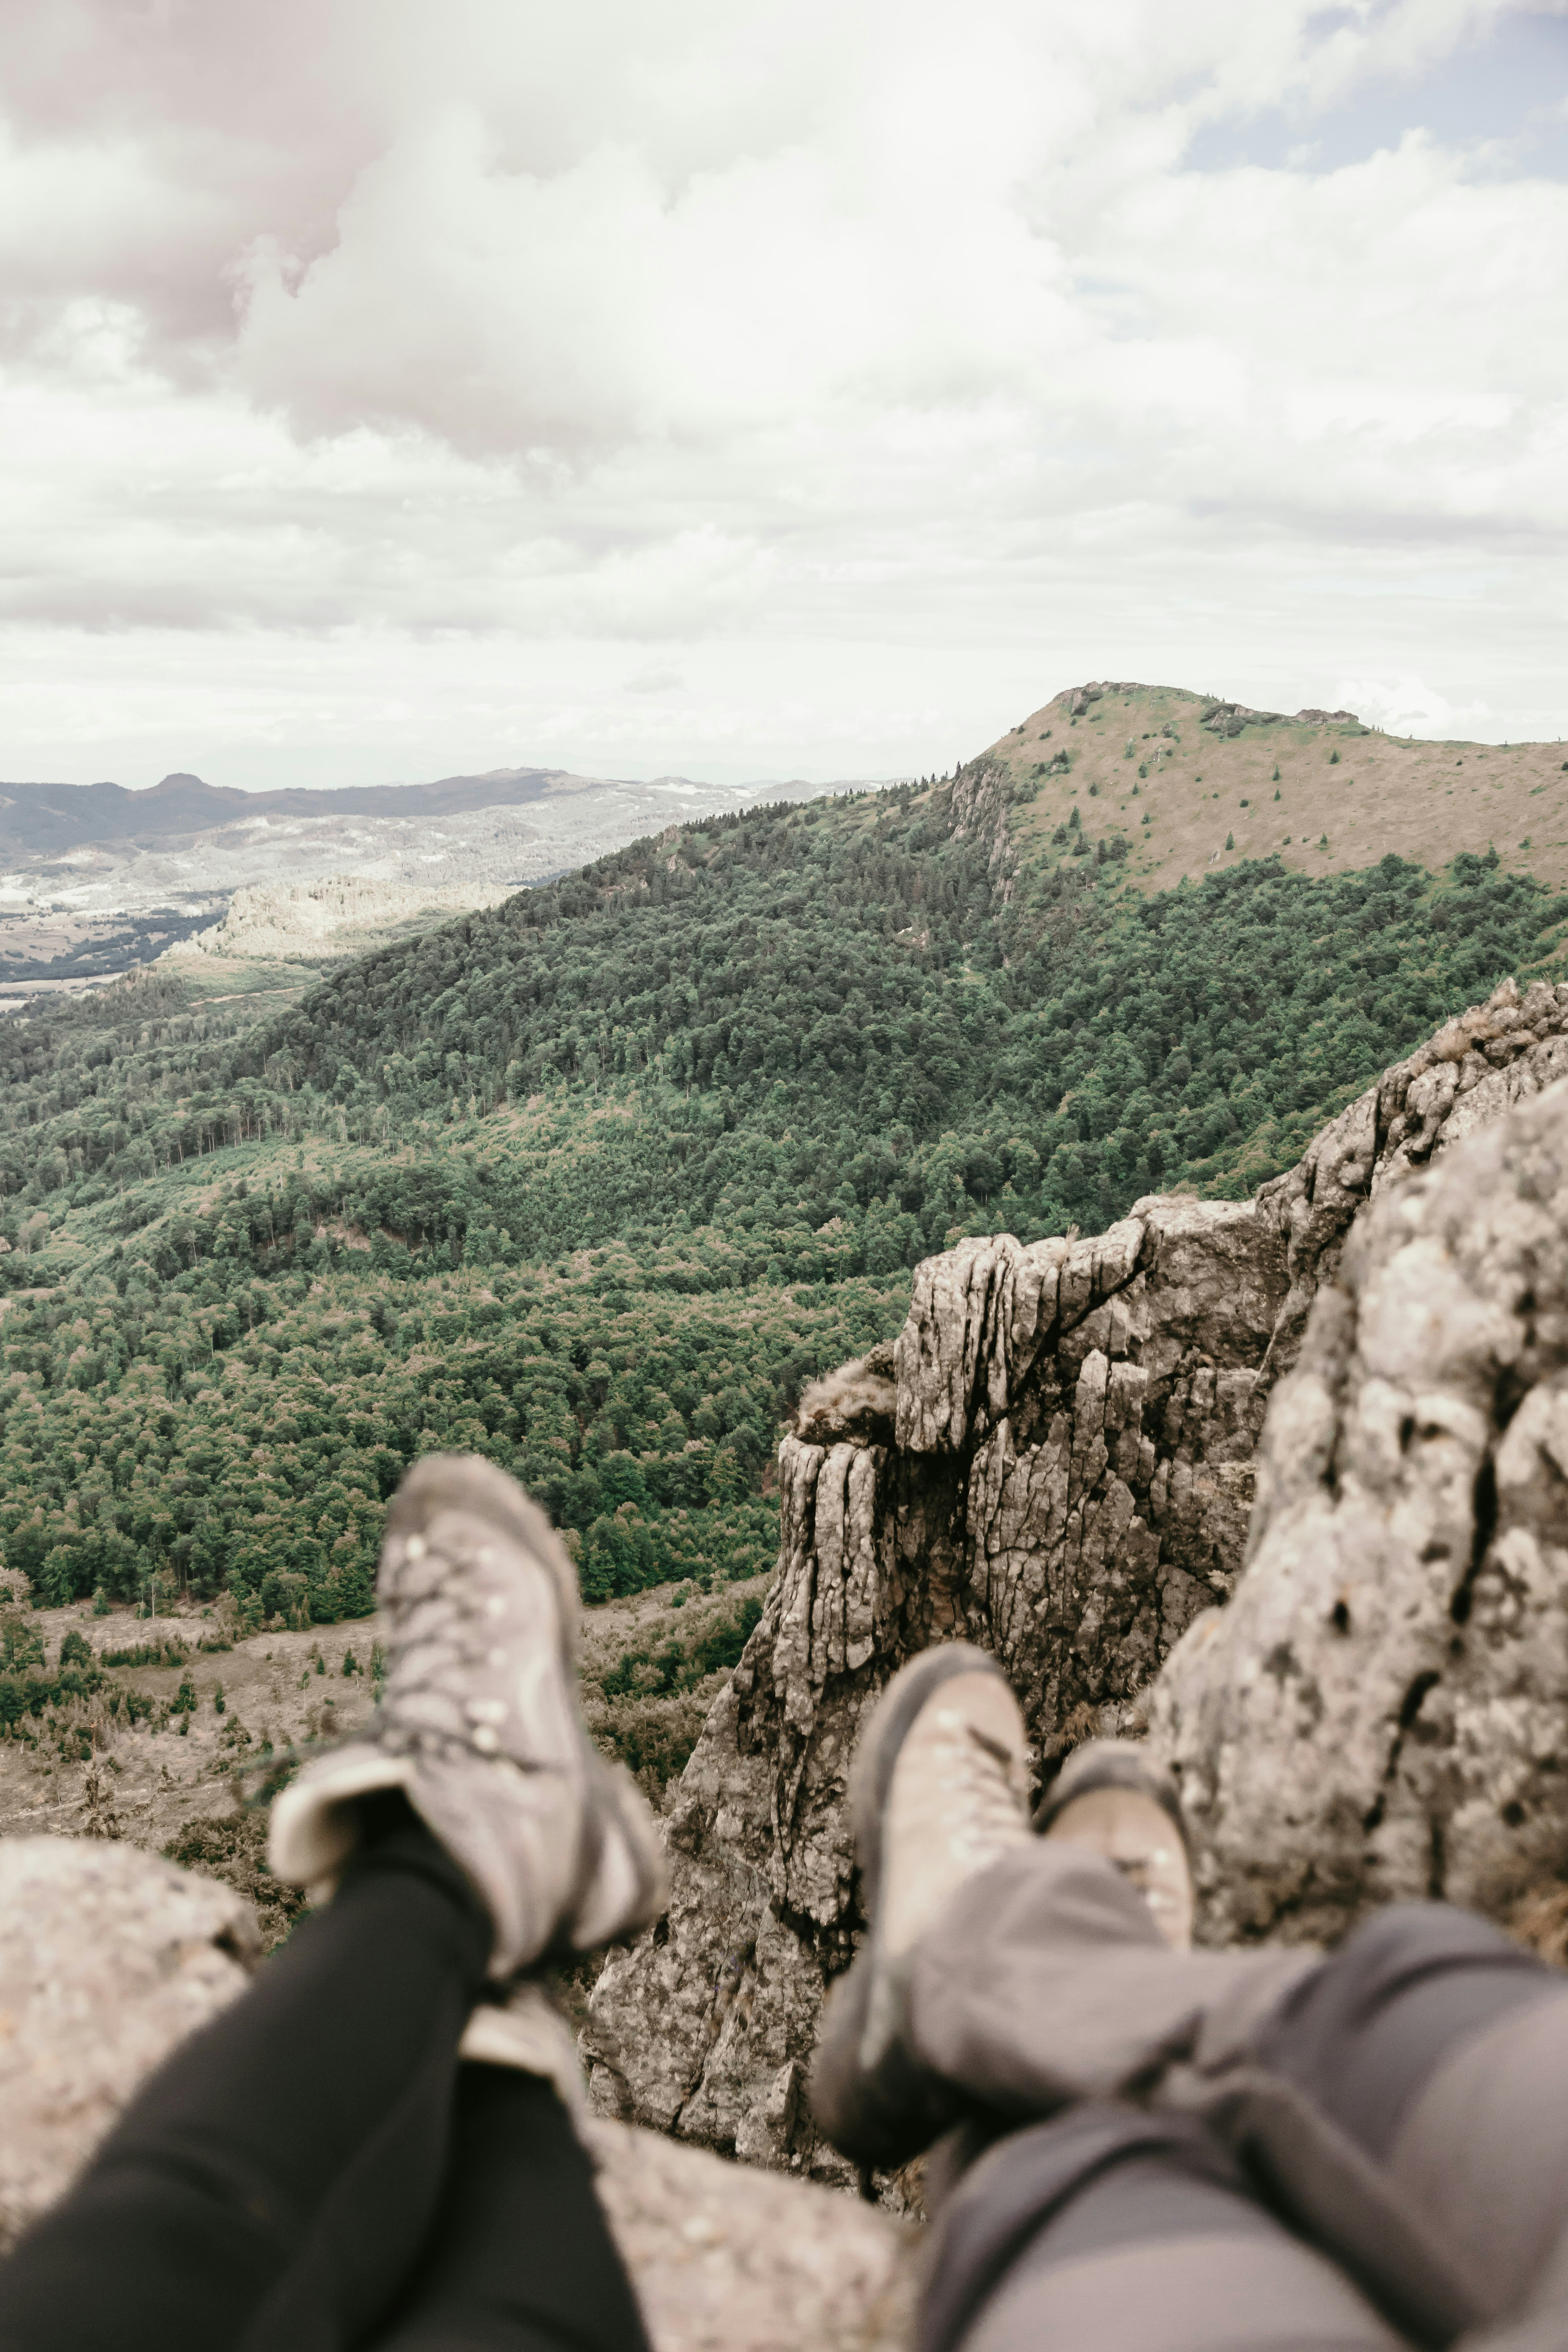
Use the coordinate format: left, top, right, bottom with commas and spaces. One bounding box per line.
924, 2107, 1407, 2352
909, 1845, 1568, 2347
1399, 1999, 1568, 2332
1257, 1902, 1568, 2339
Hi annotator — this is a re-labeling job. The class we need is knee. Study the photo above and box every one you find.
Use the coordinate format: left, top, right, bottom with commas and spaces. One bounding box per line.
1259, 1900, 1562, 2159
1270, 1899, 1544, 2045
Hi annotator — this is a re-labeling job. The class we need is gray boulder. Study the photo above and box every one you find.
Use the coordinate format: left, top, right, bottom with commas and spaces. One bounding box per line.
1149, 1068, 1568, 1950
0, 1836, 259, 2254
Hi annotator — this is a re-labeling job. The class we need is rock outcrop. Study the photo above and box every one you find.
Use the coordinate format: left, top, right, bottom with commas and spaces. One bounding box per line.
0, 1837, 260, 2252
588, 976, 1568, 2168
0, 1838, 916, 2352
167, 877, 516, 962
1150, 1069, 1568, 1951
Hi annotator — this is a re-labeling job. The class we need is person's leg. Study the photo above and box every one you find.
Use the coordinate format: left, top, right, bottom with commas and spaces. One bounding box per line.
3, 1452, 665, 2352
1258, 1902, 1568, 2341
370, 2067, 650, 2352
925, 2106, 1410, 2352
909, 1852, 1568, 2343
810, 1650, 1568, 2349
0, 1806, 490, 2352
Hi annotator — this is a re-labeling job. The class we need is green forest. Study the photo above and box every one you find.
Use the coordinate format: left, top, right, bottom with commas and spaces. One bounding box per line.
2, 759, 1563, 1644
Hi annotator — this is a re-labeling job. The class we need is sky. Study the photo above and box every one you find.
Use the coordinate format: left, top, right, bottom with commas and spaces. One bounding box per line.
2, 0, 1566, 792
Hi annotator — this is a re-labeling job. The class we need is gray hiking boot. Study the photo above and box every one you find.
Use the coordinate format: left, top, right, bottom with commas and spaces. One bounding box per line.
269, 1454, 666, 1978
809, 1643, 1033, 2167
1035, 1739, 1194, 1950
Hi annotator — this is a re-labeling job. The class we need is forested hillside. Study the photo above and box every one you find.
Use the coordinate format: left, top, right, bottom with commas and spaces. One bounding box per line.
2, 683, 1565, 1739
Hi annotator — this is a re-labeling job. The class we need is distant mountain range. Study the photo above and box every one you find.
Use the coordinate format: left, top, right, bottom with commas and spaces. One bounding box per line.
0, 760, 862, 991
0, 763, 757, 864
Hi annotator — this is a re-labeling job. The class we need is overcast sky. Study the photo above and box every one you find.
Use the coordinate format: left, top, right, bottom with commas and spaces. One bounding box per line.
2, 0, 1566, 791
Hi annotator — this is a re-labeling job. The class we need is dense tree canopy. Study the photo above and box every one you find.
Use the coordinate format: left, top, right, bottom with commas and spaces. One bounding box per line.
0, 765, 1561, 1637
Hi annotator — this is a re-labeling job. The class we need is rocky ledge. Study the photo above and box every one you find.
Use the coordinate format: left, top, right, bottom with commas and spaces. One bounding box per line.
586, 976, 1568, 2178
0, 1836, 916, 2352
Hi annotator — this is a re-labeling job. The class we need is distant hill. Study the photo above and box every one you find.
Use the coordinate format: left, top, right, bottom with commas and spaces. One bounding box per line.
0, 761, 840, 989
1, 674, 1564, 1770
978, 681, 1568, 893
0, 763, 710, 862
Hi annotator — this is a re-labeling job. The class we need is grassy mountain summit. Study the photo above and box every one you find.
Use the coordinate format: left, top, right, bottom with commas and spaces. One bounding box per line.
2, 681, 1566, 1816
981, 680, 1568, 893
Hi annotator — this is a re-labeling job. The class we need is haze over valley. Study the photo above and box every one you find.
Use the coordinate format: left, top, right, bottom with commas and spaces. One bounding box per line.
0, 759, 847, 993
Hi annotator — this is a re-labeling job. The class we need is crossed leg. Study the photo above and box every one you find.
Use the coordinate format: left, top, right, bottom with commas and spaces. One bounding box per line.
0, 1809, 647, 2352
909, 1842, 1568, 2352
809, 1647, 1568, 2352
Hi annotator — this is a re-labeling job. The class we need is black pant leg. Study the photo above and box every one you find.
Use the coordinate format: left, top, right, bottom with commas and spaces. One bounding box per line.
369, 2067, 650, 2352
374, 2070, 649, 2352
0, 1816, 491, 2352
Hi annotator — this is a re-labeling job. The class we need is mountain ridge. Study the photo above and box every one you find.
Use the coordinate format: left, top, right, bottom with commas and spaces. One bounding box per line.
0, 675, 1565, 1857
0, 762, 741, 864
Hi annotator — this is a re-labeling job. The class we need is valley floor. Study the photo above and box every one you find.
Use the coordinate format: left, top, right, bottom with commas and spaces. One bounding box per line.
0, 1567, 771, 1941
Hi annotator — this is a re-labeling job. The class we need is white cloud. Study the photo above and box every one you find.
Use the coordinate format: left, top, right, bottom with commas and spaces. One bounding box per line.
1335, 673, 1497, 737
0, 0, 1563, 787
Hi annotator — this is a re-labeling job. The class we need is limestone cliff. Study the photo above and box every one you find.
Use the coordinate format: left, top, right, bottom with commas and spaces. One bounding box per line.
586, 976, 1568, 2174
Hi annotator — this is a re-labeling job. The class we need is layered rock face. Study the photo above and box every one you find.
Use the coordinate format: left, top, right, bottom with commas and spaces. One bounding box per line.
588, 976, 1568, 2169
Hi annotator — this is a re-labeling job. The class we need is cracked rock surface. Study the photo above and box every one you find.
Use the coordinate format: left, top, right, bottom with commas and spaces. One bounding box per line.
0, 1839, 917, 2352
1149, 1067, 1568, 1949
589, 1196, 1290, 2175
588, 977, 1568, 2169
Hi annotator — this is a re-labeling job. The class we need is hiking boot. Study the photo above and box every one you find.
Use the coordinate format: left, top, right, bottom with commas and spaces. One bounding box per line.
269, 1454, 665, 1978
1035, 1739, 1194, 1950
809, 1643, 1033, 2167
